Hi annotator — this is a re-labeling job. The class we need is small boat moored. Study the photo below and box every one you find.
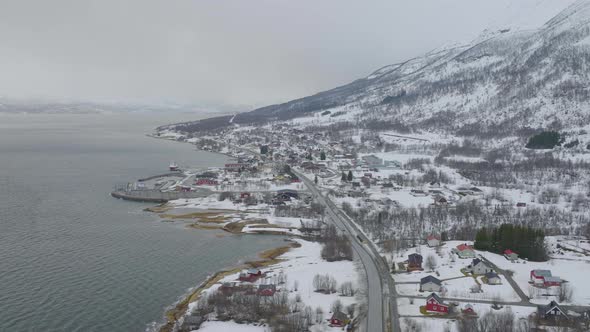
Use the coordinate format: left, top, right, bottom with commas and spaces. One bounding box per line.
169, 161, 180, 171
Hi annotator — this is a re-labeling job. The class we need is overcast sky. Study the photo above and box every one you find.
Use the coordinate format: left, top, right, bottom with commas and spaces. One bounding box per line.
0, 0, 572, 110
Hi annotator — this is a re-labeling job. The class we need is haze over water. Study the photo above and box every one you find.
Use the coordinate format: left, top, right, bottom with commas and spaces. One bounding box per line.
0, 113, 285, 332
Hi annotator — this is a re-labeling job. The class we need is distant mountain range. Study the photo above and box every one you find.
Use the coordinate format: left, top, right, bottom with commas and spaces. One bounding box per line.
170, 0, 590, 141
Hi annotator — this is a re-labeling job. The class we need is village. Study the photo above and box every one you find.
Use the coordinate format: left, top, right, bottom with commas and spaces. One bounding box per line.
133, 122, 590, 332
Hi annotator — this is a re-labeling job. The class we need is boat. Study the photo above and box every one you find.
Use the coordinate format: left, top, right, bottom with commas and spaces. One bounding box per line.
169, 161, 180, 171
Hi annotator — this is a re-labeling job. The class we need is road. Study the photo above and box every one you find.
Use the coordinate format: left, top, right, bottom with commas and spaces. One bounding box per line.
478, 256, 529, 303
294, 169, 400, 332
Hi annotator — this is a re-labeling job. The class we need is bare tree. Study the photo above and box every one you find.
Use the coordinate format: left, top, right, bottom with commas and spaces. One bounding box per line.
315, 306, 324, 323
331, 299, 343, 313
339, 281, 356, 297
558, 283, 573, 302
425, 254, 438, 271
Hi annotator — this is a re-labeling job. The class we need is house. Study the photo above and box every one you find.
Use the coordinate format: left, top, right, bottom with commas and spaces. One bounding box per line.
462, 304, 476, 316
277, 189, 299, 198
426, 235, 441, 247
503, 249, 519, 261
407, 253, 424, 271
257, 284, 277, 296
530, 269, 562, 287
219, 282, 238, 295
538, 301, 569, 320
348, 190, 364, 198
411, 189, 428, 197
179, 315, 203, 332
543, 276, 563, 287
470, 187, 484, 195
195, 178, 218, 186
330, 311, 349, 327
224, 163, 248, 172
454, 244, 476, 259
434, 196, 448, 206
425, 293, 449, 314
420, 275, 442, 292
531, 269, 552, 285
178, 185, 192, 192
239, 268, 263, 282
516, 202, 527, 208
484, 272, 502, 285
466, 258, 493, 275
456, 187, 474, 196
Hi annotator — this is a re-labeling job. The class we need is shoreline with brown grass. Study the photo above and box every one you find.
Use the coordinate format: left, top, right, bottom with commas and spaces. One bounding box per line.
157, 241, 301, 332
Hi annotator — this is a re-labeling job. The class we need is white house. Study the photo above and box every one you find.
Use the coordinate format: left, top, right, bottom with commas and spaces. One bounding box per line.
426, 235, 441, 247
466, 258, 493, 275
420, 275, 442, 292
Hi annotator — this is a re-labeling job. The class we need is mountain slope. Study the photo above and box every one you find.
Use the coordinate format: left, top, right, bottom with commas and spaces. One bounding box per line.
170, 0, 590, 137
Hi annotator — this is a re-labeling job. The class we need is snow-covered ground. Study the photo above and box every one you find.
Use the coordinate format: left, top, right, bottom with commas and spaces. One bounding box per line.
186, 239, 360, 331
478, 240, 590, 305
392, 242, 520, 302
199, 321, 267, 332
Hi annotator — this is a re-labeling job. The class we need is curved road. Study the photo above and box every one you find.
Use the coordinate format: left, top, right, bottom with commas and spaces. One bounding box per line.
294, 170, 400, 332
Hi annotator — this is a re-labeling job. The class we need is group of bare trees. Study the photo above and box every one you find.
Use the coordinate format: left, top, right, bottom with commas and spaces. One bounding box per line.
195, 288, 327, 332
342, 197, 590, 251
320, 224, 353, 261
311, 273, 356, 297
312, 274, 337, 294
197, 290, 289, 324
457, 310, 526, 332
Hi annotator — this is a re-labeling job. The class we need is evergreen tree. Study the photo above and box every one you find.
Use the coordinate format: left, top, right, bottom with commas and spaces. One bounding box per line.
341, 172, 347, 182
320, 151, 326, 160
314, 175, 318, 185
474, 224, 547, 261
347, 171, 353, 182
474, 228, 490, 251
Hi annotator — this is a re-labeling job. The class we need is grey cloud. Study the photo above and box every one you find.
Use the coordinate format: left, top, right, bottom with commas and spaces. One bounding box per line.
0, 0, 562, 109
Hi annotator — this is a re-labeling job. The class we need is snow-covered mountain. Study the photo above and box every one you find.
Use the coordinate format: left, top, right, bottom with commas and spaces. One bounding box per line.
172, 0, 590, 138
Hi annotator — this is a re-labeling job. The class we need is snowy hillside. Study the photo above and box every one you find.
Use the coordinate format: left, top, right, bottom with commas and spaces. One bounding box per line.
169, 0, 589, 139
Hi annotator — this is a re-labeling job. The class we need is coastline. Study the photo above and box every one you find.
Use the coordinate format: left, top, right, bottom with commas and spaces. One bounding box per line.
157, 241, 301, 332
143, 134, 355, 332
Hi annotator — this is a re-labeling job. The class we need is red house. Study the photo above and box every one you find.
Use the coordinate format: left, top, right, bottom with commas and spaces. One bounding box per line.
257, 284, 276, 296
530, 269, 562, 287
329, 311, 349, 327
503, 249, 518, 261
462, 304, 476, 316
456, 243, 473, 252
238, 268, 263, 282
240, 192, 251, 199
425, 293, 449, 314
195, 179, 218, 186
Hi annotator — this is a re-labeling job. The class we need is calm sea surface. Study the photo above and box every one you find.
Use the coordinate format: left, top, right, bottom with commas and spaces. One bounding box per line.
0, 113, 285, 332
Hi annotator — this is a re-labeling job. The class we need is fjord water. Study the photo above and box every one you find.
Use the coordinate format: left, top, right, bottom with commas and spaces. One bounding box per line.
0, 113, 285, 332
